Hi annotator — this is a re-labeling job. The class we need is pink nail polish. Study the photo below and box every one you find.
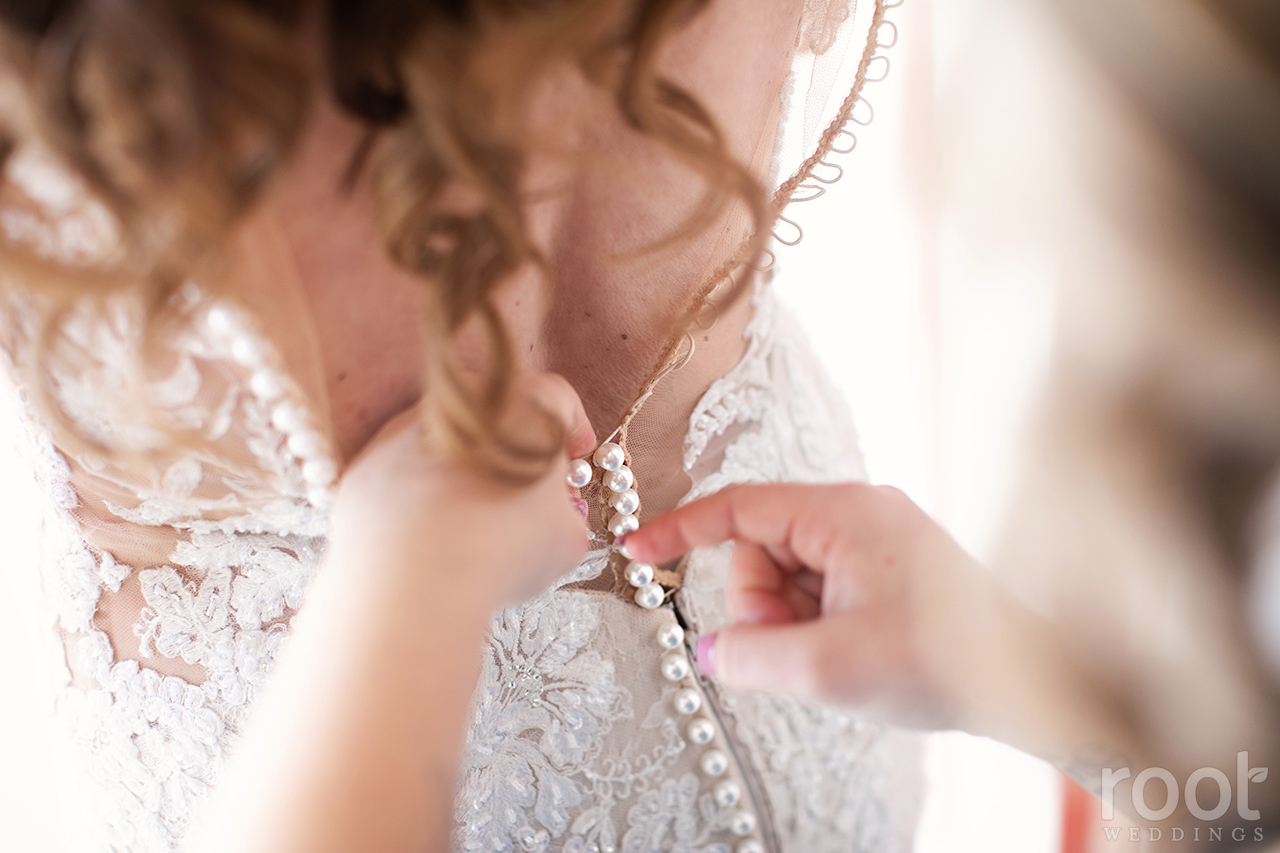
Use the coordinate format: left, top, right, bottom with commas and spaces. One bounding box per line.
615, 534, 632, 557
571, 498, 589, 521
695, 633, 718, 677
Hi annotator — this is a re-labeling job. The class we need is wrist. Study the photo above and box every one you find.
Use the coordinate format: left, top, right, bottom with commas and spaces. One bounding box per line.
322, 516, 506, 621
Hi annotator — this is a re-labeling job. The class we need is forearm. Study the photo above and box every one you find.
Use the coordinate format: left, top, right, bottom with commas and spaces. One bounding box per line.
187, 537, 495, 853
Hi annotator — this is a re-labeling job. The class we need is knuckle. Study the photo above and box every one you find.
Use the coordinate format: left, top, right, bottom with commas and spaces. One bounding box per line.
830, 481, 874, 513
793, 640, 845, 699
870, 484, 920, 528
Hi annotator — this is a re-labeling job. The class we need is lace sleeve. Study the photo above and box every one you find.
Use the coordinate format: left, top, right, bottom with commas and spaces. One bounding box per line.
0, 146, 340, 851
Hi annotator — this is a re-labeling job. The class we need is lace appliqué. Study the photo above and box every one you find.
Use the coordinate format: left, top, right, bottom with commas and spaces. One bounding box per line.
801, 0, 855, 54
457, 556, 753, 853
4, 144, 918, 851
676, 286, 921, 851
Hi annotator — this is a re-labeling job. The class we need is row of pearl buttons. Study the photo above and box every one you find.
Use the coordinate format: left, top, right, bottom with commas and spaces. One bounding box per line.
571, 441, 762, 849
566, 442, 658, 608
205, 303, 337, 508
656, 619, 760, 846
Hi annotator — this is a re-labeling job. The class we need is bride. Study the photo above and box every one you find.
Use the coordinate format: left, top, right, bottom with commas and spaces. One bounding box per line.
0, 0, 918, 850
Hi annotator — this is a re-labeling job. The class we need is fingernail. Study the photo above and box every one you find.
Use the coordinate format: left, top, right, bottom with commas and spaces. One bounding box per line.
696, 633, 718, 677
571, 498, 589, 521
615, 534, 633, 558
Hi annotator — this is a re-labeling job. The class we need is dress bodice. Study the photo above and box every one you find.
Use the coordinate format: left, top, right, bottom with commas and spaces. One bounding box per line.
0, 3, 919, 849
1, 244, 921, 851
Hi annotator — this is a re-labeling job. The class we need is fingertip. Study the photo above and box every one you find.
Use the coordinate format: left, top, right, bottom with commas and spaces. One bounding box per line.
616, 530, 657, 561
620, 508, 700, 564
531, 371, 594, 458
567, 420, 597, 459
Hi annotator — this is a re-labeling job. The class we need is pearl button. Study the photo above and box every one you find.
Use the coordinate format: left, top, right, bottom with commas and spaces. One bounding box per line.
608, 512, 639, 537
566, 459, 592, 488
205, 305, 237, 336
593, 442, 625, 471
635, 582, 665, 610
230, 335, 266, 368
660, 652, 690, 681
249, 369, 285, 402
714, 780, 742, 807
701, 749, 729, 776
729, 810, 757, 836
737, 840, 764, 853
656, 622, 684, 649
687, 717, 715, 744
287, 429, 324, 459
302, 457, 336, 486
625, 561, 654, 587
674, 687, 701, 715
611, 488, 640, 516
270, 403, 306, 434
604, 465, 634, 492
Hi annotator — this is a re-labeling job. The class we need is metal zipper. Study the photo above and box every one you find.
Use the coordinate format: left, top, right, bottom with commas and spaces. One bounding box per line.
671, 593, 783, 851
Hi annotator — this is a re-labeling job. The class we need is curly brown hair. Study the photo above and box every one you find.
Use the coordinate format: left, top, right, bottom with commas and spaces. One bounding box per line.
0, 0, 766, 481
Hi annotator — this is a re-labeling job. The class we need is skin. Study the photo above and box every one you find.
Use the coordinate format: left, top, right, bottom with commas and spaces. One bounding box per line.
250, 0, 801, 469
190, 373, 597, 853
188, 0, 804, 849
619, 6, 1280, 839
622, 483, 1134, 757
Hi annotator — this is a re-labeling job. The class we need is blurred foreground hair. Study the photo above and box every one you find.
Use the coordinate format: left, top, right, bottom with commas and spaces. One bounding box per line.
0, 0, 765, 482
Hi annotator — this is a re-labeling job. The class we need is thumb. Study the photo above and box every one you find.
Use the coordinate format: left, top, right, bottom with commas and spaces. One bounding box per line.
522, 371, 596, 459
705, 614, 875, 706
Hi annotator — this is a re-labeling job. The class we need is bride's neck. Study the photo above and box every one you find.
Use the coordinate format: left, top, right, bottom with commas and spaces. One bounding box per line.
239, 0, 799, 465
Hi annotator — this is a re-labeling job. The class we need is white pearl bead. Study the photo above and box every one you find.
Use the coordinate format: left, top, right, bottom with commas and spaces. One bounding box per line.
686, 717, 715, 745
674, 687, 701, 715
566, 459, 592, 489
729, 810, 757, 836
249, 369, 286, 402
302, 457, 336, 486
610, 488, 640, 516
608, 512, 639, 537
205, 304, 237, 336
660, 652, 690, 681
635, 582, 665, 610
230, 335, 266, 368
655, 622, 684, 649
287, 429, 324, 459
714, 780, 742, 807
593, 442, 625, 471
625, 561, 654, 587
308, 486, 332, 509
701, 749, 730, 777
737, 839, 764, 853
604, 465, 634, 492
271, 403, 306, 434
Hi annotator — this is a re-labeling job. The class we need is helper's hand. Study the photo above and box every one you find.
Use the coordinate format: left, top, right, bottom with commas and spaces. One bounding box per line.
329, 370, 597, 610
622, 483, 994, 727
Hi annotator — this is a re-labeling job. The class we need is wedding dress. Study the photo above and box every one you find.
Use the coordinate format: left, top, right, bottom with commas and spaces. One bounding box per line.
0, 1, 920, 850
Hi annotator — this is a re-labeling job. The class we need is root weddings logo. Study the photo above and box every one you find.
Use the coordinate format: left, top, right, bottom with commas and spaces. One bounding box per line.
1100, 752, 1268, 844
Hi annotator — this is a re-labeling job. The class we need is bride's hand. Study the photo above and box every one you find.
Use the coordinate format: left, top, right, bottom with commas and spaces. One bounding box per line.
328, 370, 597, 609
190, 375, 597, 853
621, 483, 998, 728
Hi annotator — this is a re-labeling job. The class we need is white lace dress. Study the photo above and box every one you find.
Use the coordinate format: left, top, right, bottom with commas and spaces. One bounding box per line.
0, 252, 921, 851
0, 2, 920, 847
